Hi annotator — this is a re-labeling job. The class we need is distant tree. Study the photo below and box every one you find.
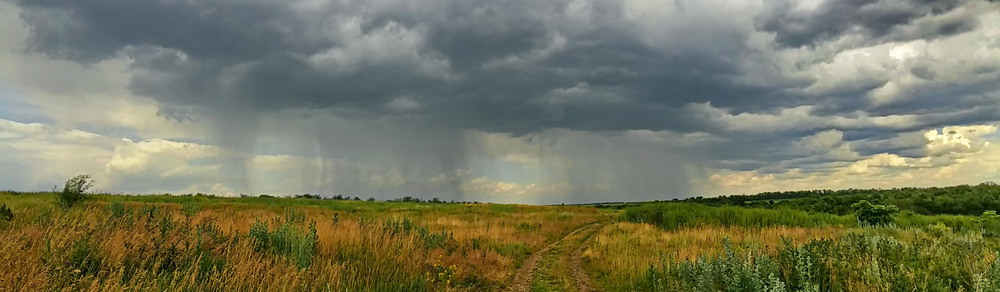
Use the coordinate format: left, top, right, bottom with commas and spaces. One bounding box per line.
367, 197, 376, 202
58, 175, 94, 208
852, 200, 899, 226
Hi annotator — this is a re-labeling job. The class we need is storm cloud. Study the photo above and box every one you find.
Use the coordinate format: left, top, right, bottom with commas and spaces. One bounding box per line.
2, 0, 999, 202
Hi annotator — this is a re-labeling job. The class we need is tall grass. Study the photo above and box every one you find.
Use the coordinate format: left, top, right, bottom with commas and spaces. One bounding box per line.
0, 191, 604, 291
633, 228, 1000, 291
622, 202, 854, 230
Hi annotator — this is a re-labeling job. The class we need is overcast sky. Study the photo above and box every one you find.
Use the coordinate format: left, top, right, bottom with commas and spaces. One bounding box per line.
1, 0, 999, 204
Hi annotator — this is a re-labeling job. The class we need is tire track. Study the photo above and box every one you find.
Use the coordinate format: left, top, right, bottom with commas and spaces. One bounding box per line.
506, 221, 604, 292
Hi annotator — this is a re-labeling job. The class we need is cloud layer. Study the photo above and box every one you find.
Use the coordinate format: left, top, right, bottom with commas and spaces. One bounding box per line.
1, 0, 999, 202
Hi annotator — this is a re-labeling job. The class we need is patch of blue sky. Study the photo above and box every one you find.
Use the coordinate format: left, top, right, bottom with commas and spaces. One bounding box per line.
0, 82, 51, 124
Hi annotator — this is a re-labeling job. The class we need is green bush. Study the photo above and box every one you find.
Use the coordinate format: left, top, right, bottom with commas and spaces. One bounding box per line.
851, 200, 899, 227
0, 204, 12, 222
57, 175, 93, 208
980, 210, 1000, 238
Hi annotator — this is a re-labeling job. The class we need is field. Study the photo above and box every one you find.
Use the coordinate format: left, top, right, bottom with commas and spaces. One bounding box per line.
2, 184, 1000, 291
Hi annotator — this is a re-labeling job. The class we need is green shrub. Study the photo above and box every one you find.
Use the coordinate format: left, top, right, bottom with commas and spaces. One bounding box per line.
851, 200, 899, 227
980, 211, 1000, 238
0, 204, 12, 222
57, 175, 93, 208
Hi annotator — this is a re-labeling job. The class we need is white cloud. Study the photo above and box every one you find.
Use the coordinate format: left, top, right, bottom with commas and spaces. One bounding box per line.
698, 124, 1000, 195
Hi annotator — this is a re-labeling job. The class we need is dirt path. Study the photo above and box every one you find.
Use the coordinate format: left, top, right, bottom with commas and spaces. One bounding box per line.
506, 221, 605, 292
568, 223, 600, 292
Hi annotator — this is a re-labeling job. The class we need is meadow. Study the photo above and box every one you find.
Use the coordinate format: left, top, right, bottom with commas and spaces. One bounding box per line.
0, 191, 605, 291
2, 181, 1000, 291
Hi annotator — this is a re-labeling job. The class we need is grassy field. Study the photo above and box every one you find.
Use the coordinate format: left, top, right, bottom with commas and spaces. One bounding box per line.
0, 192, 605, 291
587, 202, 1000, 291
2, 191, 999, 291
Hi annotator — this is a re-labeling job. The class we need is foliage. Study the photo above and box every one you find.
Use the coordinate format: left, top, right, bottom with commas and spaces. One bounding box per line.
670, 182, 1000, 216
980, 210, 1000, 238
0, 204, 12, 222
851, 200, 899, 226
57, 175, 94, 208
627, 229, 1000, 292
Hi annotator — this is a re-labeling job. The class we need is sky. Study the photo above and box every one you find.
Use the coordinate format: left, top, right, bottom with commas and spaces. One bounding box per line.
0, 0, 999, 204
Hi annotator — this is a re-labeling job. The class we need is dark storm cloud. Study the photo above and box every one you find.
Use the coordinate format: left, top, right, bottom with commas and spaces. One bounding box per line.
9, 0, 764, 135
759, 0, 975, 48
7, 0, 1000, 178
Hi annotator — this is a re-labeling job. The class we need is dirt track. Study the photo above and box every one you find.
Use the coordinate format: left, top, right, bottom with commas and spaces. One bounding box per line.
506, 221, 605, 292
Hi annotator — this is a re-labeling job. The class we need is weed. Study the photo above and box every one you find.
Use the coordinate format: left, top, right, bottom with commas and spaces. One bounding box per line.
108, 201, 131, 218
248, 216, 318, 269
181, 202, 200, 220
516, 222, 541, 231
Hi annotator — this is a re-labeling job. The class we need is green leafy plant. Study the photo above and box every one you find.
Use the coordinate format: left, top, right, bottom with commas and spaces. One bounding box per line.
979, 210, 1000, 237
0, 204, 12, 222
108, 201, 131, 218
851, 200, 899, 227
57, 175, 93, 208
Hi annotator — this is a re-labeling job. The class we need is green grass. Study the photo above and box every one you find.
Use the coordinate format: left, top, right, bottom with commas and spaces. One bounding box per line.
623, 202, 855, 230
630, 228, 1000, 292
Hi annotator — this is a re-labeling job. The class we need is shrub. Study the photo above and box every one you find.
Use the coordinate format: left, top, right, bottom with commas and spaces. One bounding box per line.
851, 200, 899, 227
58, 175, 93, 208
0, 204, 12, 222
980, 210, 1000, 238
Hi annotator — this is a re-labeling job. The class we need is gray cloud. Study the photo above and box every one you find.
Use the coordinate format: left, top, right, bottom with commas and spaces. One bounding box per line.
758, 0, 974, 48
5, 0, 1000, 200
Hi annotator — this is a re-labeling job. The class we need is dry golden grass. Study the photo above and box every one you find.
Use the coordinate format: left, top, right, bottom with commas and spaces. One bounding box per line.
0, 195, 604, 292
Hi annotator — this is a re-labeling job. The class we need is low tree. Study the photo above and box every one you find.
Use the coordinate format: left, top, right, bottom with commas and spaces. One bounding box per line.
851, 200, 899, 226
58, 175, 94, 208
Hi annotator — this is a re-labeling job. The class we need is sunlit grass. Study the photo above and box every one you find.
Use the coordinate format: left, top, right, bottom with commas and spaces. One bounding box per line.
0, 191, 603, 291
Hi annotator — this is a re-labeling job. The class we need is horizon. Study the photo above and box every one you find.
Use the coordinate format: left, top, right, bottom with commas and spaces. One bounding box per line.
2, 0, 1000, 204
